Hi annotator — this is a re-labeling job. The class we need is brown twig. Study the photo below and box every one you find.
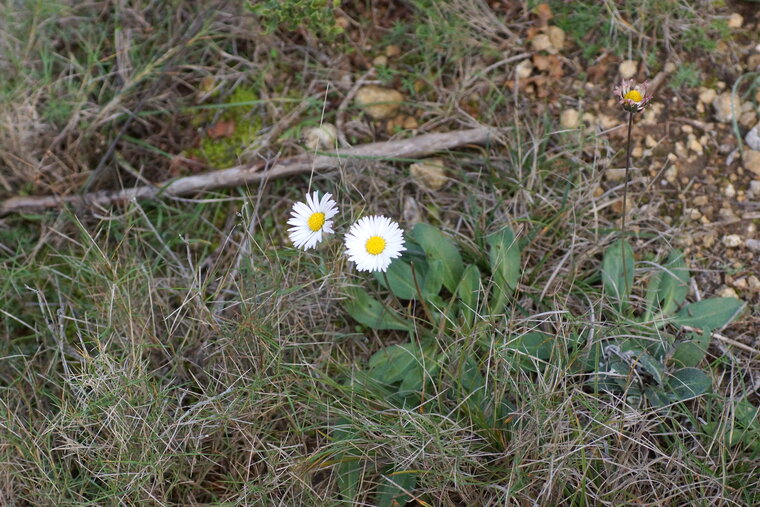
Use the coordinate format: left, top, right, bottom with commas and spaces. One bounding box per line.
1, 127, 493, 215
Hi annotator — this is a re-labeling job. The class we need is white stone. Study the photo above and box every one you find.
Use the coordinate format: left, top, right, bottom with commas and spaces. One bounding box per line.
749, 180, 760, 197
745, 124, 760, 151
531, 34, 553, 53
713, 92, 742, 123
560, 109, 580, 129
740, 111, 757, 129
722, 234, 742, 248
619, 60, 637, 79
747, 238, 760, 252
304, 123, 338, 150
355, 85, 404, 120
547, 26, 565, 51
409, 158, 448, 190
687, 134, 703, 155
743, 150, 760, 178
605, 168, 626, 182
724, 182, 736, 198
516, 59, 533, 79
728, 13, 743, 29
664, 165, 678, 183
675, 141, 688, 159
699, 88, 718, 104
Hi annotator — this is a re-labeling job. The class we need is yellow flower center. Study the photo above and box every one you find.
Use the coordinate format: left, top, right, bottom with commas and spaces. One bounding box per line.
624, 89, 643, 102
307, 212, 325, 232
365, 236, 386, 255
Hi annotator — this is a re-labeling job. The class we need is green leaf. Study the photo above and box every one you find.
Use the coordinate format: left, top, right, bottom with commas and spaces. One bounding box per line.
337, 459, 362, 503
334, 418, 362, 503
734, 399, 760, 428
376, 469, 416, 507
670, 331, 710, 367
487, 227, 520, 314
666, 367, 711, 401
645, 386, 671, 407
421, 258, 444, 299
488, 227, 521, 290
374, 260, 417, 300
673, 298, 744, 331
368, 344, 419, 384
456, 264, 481, 328
646, 249, 689, 318
515, 332, 553, 360
343, 287, 411, 331
401, 240, 427, 260
412, 223, 464, 293
641, 353, 666, 385
703, 399, 760, 451
503, 332, 553, 372
456, 357, 489, 423
602, 239, 634, 309
460, 357, 485, 395
398, 368, 424, 395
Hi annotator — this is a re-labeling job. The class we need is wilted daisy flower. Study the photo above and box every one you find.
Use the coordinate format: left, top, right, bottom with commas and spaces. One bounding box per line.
614, 79, 652, 113
344, 215, 406, 272
287, 191, 338, 250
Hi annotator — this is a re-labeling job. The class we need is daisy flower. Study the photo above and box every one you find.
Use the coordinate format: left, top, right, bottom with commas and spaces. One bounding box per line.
287, 191, 339, 250
613, 79, 652, 113
344, 215, 406, 272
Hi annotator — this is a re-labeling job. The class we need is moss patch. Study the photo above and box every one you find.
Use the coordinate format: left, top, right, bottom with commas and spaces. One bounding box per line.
189, 86, 263, 169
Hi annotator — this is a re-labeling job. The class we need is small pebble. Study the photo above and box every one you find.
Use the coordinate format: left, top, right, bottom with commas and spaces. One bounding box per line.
746, 238, 760, 252
745, 124, 760, 151
560, 109, 580, 129
385, 45, 401, 58
713, 92, 742, 123
748, 180, 760, 197
516, 59, 533, 78
619, 60, 637, 79
728, 13, 744, 29
722, 234, 742, 248
733, 277, 749, 290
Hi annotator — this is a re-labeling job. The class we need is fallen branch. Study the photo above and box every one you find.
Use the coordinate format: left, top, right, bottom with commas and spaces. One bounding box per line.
1, 127, 492, 215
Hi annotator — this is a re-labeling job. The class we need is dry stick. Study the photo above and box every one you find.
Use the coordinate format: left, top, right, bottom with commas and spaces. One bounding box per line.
1, 127, 493, 215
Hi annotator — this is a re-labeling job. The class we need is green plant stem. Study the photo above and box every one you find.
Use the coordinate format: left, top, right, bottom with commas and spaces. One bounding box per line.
621, 111, 633, 292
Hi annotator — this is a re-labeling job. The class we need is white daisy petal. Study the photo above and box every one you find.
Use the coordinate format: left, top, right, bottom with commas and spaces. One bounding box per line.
344, 215, 406, 273
287, 191, 339, 250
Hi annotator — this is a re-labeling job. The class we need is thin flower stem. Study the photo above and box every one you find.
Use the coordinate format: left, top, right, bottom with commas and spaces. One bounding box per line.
621, 111, 633, 292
